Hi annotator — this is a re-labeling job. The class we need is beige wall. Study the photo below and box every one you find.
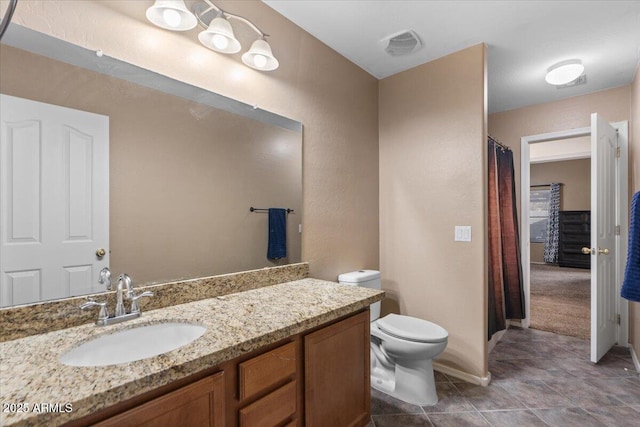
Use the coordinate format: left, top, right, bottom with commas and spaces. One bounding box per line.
490, 85, 634, 354
489, 86, 630, 212
530, 159, 591, 263
11, 0, 380, 282
379, 45, 488, 378
630, 63, 639, 360
1, 45, 302, 285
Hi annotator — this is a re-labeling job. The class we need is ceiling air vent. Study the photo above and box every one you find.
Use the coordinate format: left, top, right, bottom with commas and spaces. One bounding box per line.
556, 74, 587, 89
382, 30, 422, 57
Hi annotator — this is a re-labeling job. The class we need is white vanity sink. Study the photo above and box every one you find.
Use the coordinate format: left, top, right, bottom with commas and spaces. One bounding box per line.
59, 322, 207, 367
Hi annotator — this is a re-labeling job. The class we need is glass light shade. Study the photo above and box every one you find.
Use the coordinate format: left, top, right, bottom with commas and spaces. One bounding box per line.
545, 60, 584, 85
198, 16, 241, 54
242, 39, 279, 71
146, 0, 197, 31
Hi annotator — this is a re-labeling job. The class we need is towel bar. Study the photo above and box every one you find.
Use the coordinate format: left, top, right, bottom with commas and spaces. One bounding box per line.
250, 207, 294, 214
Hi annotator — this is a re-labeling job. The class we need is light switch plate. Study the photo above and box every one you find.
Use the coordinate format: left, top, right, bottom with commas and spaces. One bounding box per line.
455, 226, 472, 242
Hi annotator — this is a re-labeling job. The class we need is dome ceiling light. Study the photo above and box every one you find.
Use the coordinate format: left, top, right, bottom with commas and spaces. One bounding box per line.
545, 59, 584, 86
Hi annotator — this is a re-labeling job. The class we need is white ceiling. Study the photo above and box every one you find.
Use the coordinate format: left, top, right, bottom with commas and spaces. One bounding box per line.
263, 0, 640, 113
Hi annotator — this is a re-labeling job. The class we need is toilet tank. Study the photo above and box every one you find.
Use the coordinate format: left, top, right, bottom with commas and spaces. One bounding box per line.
338, 270, 381, 322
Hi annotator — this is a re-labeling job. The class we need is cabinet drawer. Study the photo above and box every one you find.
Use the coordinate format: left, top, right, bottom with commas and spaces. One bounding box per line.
239, 341, 296, 400
239, 381, 296, 427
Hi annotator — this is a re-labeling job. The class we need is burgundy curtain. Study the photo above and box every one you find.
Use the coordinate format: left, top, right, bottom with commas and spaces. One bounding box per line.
488, 138, 525, 339
488, 140, 505, 338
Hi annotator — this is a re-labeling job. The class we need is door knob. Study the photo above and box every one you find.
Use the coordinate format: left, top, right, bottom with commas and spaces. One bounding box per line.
581, 247, 593, 255
598, 248, 610, 255
96, 248, 106, 258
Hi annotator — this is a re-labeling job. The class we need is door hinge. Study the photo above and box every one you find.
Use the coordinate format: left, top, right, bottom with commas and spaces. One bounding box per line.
617, 314, 621, 325
616, 146, 621, 158
616, 225, 621, 235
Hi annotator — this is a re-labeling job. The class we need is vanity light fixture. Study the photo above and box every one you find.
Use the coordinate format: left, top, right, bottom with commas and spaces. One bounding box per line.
145, 0, 198, 31
544, 59, 584, 86
145, 0, 279, 71
198, 14, 241, 54
242, 38, 279, 71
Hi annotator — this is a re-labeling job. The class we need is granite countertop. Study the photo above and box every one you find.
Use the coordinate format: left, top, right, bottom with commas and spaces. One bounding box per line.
0, 278, 384, 427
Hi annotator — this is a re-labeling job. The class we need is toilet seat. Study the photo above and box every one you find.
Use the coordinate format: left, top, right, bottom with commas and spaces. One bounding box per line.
376, 314, 448, 343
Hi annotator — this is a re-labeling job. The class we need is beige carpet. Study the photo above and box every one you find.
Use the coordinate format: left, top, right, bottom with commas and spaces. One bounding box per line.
529, 263, 590, 340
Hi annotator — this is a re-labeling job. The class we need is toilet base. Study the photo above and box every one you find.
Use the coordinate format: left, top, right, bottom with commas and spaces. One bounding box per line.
371, 351, 438, 406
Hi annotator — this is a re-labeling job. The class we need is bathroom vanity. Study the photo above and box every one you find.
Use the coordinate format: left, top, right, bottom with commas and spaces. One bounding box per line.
0, 277, 383, 427
84, 311, 368, 427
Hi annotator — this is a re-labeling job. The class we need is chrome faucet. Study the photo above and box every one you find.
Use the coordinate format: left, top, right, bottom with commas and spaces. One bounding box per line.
80, 298, 109, 322
81, 270, 153, 326
115, 273, 132, 317
131, 291, 154, 314
98, 267, 111, 291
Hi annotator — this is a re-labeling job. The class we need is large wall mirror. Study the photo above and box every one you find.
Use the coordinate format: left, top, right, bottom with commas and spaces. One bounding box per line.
0, 25, 302, 307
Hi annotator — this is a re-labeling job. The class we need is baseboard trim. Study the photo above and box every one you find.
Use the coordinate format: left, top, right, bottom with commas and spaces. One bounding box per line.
488, 329, 507, 353
433, 362, 491, 387
631, 344, 640, 373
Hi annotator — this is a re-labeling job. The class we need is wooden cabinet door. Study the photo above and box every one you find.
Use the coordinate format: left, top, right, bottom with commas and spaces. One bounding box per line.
94, 372, 225, 427
304, 311, 370, 427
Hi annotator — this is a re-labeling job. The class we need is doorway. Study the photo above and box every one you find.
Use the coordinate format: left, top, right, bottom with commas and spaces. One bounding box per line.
528, 138, 591, 340
520, 117, 629, 362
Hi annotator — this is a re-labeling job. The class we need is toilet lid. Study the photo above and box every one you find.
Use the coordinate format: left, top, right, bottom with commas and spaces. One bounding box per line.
376, 314, 448, 343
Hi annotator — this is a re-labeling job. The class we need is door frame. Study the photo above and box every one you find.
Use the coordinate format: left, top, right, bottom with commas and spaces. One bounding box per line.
520, 121, 629, 348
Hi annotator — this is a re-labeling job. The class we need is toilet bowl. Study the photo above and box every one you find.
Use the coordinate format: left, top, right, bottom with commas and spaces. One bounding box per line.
338, 270, 448, 406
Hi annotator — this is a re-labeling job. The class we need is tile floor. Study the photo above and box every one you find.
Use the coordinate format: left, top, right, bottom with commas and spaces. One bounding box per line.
366, 327, 640, 426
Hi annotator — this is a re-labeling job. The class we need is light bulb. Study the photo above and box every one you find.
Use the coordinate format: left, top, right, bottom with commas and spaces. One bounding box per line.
253, 54, 267, 69
162, 9, 181, 28
212, 34, 229, 50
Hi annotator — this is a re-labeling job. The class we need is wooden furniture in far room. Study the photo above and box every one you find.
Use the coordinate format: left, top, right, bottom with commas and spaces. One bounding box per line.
558, 210, 591, 269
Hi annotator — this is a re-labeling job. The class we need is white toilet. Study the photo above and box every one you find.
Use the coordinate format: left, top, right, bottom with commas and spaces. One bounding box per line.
338, 270, 448, 406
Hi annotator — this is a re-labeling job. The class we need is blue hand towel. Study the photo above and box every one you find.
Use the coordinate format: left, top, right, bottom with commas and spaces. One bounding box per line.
621, 191, 640, 302
267, 208, 287, 260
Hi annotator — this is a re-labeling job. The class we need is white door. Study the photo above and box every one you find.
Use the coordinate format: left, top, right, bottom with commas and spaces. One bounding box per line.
0, 94, 109, 307
590, 113, 617, 363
